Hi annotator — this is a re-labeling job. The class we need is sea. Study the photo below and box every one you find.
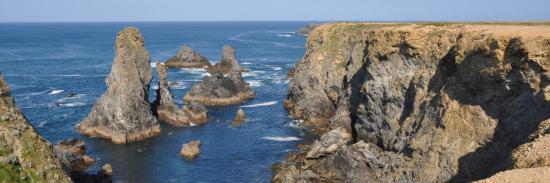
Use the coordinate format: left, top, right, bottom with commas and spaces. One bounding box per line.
0, 22, 317, 183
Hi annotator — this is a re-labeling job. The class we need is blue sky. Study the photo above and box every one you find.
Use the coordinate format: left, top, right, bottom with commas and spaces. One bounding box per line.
1, 0, 549, 22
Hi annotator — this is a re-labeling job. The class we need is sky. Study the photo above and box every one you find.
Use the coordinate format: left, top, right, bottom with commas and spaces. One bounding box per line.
1, 0, 549, 22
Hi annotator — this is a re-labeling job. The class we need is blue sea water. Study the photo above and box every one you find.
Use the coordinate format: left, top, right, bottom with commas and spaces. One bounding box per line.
0, 22, 316, 182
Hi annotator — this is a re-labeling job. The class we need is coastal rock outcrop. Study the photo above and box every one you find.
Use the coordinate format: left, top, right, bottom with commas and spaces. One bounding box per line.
277, 23, 550, 182
53, 138, 95, 174
305, 127, 351, 159
184, 72, 255, 106
207, 45, 246, 74
182, 101, 208, 125
164, 45, 211, 68
78, 27, 160, 144
180, 140, 201, 160
232, 108, 245, 126
0, 73, 71, 182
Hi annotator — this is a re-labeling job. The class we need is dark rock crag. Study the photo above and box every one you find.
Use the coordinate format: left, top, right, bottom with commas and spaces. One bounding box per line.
0, 73, 71, 182
276, 23, 550, 182
232, 108, 245, 127
164, 45, 211, 68
207, 45, 246, 74
53, 138, 112, 183
78, 27, 160, 144
184, 72, 255, 106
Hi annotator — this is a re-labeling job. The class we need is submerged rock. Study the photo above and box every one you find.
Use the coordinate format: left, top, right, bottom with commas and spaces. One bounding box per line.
0, 73, 71, 182
207, 45, 246, 74
165, 45, 211, 68
78, 27, 160, 144
182, 101, 208, 125
232, 108, 246, 127
184, 72, 255, 106
180, 140, 201, 160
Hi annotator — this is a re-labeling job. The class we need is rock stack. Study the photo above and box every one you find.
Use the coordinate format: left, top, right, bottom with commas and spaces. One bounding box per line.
164, 45, 211, 68
78, 27, 160, 144
180, 140, 201, 160
207, 45, 246, 74
232, 108, 246, 127
184, 72, 255, 106
182, 101, 209, 125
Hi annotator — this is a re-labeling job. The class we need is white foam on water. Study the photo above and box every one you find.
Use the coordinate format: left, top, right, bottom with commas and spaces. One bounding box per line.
247, 80, 262, 87
241, 101, 278, 108
262, 136, 301, 142
168, 81, 186, 89
37, 120, 49, 128
27, 91, 43, 96
151, 62, 157, 68
152, 85, 159, 90
57, 102, 86, 108
277, 34, 293, 37
241, 62, 252, 65
242, 72, 257, 77
48, 90, 64, 95
272, 66, 282, 71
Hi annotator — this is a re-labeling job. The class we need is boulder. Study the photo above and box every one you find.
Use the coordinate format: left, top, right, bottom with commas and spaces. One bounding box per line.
78, 27, 160, 144
184, 72, 255, 106
164, 45, 210, 68
53, 138, 95, 173
180, 140, 201, 160
152, 61, 193, 127
182, 101, 208, 125
207, 45, 246, 74
306, 127, 351, 159
232, 108, 246, 126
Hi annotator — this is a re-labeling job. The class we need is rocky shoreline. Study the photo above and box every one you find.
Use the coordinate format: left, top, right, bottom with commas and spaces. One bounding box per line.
275, 23, 550, 182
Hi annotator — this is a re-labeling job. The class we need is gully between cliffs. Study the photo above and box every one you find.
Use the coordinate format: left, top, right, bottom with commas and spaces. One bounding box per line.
276, 23, 550, 182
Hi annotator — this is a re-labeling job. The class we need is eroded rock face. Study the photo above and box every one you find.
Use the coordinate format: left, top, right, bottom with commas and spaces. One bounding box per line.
165, 45, 210, 68
207, 45, 246, 74
180, 140, 201, 160
54, 138, 95, 174
184, 72, 255, 106
277, 23, 550, 182
232, 108, 245, 127
182, 101, 208, 125
78, 27, 160, 144
153, 61, 192, 127
305, 127, 351, 159
0, 73, 71, 182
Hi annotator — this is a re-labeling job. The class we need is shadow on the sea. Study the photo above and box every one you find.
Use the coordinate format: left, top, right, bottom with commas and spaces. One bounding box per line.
426, 39, 550, 182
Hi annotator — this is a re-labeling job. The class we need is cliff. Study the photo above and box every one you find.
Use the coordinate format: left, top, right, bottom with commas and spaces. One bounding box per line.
0, 73, 71, 182
78, 27, 160, 144
277, 23, 550, 182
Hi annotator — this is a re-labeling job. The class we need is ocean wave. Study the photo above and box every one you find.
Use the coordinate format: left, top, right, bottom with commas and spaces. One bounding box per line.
48, 89, 64, 95
262, 136, 301, 142
247, 80, 262, 87
3, 74, 105, 78
37, 120, 49, 128
241, 62, 252, 65
288, 119, 305, 129
272, 66, 282, 71
241, 101, 277, 108
242, 72, 257, 77
276, 34, 293, 37
151, 62, 157, 68
56, 102, 86, 108
168, 81, 186, 89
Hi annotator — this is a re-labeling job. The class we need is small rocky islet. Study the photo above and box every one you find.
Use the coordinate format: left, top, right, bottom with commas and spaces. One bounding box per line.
2, 23, 550, 182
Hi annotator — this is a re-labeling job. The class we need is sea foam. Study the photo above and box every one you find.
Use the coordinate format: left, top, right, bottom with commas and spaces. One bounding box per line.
48, 90, 64, 95
241, 101, 277, 108
262, 136, 301, 142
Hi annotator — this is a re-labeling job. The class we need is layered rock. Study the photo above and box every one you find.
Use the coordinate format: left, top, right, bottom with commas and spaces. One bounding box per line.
207, 45, 246, 74
0, 73, 71, 182
180, 140, 201, 160
78, 27, 160, 144
164, 45, 211, 68
184, 72, 255, 106
277, 23, 550, 182
232, 108, 245, 127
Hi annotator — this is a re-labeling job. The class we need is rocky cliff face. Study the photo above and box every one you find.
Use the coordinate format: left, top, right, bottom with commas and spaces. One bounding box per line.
164, 45, 211, 68
277, 23, 550, 182
78, 27, 160, 144
0, 73, 72, 182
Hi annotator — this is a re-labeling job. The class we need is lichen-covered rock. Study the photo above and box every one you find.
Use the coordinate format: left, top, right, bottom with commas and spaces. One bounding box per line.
153, 61, 192, 127
207, 45, 246, 74
78, 27, 160, 144
182, 101, 208, 125
184, 72, 255, 106
164, 45, 210, 68
180, 140, 201, 160
277, 23, 550, 182
232, 108, 245, 127
53, 138, 95, 174
0, 73, 71, 182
